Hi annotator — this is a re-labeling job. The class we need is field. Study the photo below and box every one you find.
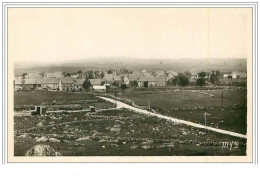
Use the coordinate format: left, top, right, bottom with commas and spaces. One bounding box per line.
14, 91, 116, 111
13, 88, 247, 156
14, 91, 98, 106
14, 109, 246, 156
118, 87, 247, 134
119, 87, 247, 108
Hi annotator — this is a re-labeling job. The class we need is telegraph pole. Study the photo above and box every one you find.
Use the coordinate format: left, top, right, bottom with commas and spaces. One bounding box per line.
221, 90, 223, 107
204, 112, 210, 128
147, 99, 150, 112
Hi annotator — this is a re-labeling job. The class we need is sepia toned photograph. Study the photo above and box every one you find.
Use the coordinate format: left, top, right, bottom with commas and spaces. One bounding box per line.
7, 6, 253, 162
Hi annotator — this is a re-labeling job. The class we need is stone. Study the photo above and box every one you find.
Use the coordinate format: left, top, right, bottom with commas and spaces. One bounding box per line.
76, 136, 93, 142
25, 145, 62, 156
36, 136, 48, 142
49, 138, 61, 142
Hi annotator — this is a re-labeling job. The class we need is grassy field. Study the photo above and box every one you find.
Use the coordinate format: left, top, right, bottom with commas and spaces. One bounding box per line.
118, 88, 247, 108
14, 109, 246, 156
118, 88, 247, 134
14, 91, 98, 106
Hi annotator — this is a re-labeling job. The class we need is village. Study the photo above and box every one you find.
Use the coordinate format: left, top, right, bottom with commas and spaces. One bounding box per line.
14, 68, 247, 92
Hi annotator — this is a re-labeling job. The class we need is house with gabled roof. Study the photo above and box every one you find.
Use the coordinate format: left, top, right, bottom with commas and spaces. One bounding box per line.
14, 79, 42, 91
74, 79, 85, 91
41, 78, 60, 90
138, 76, 166, 87
59, 77, 75, 91
89, 79, 102, 86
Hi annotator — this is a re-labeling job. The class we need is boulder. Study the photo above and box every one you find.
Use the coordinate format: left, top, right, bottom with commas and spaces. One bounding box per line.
36, 136, 48, 142
25, 145, 62, 156
49, 138, 61, 142
76, 136, 93, 142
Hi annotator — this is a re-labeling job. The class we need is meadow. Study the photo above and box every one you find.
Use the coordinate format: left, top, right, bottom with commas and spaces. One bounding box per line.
118, 87, 247, 134
14, 109, 246, 156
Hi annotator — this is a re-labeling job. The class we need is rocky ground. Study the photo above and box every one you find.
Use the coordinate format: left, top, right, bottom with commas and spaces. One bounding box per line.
14, 108, 246, 156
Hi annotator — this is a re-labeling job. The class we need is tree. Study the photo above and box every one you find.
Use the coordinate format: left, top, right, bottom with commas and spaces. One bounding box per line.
121, 83, 127, 91
82, 79, 92, 90
177, 74, 189, 87
86, 71, 94, 79
107, 69, 113, 74
144, 81, 149, 88
101, 71, 105, 79
210, 73, 219, 85
198, 72, 206, 78
112, 81, 119, 88
196, 78, 206, 86
101, 81, 105, 85
167, 78, 177, 86
132, 81, 138, 88
22, 73, 27, 79
77, 70, 82, 74
66, 73, 71, 77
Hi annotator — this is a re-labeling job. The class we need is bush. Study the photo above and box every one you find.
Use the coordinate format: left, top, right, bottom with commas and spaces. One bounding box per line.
196, 78, 206, 86
177, 74, 189, 87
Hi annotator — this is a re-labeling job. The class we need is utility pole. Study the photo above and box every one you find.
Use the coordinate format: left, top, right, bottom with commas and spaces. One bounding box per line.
221, 90, 223, 107
114, 88, 117, 108
204, 112, 210, 128
147, 99, 150, 112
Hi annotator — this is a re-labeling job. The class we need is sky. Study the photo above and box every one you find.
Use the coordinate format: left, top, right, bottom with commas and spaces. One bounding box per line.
8, 8, 250, 68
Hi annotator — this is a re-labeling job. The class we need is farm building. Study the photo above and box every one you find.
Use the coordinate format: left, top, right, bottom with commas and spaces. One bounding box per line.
138, 76, 166, 87
185, 70, 198, 82
14, 79, 42, 91
59, 77, 75, 91
41, 78, 60, 90
128, 74, 140, 86
71, 74, 79, 79
103, 75, 114, 85
24, 73, 43, 79
167, 71, 178, 79
45, 71, 64, 78
89, 79, 102, 86
231, 72, 247, 79
74, 79, 85, 91
92, 85, 106, 92
122, 76, 130, 86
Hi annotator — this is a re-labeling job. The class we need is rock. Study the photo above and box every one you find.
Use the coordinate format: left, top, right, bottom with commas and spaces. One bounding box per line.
19, 134, 29, 138
25, 145, 62, 156
37, 121, 44, 127
141, 145, 151, 149
49, 138, 61, 142
131, 145, 138, 149
110, 127, 121, 132
99, 139, 108, 143
110, 124, 121, 132
76, 136, 93, 142
36, 136, 48, 142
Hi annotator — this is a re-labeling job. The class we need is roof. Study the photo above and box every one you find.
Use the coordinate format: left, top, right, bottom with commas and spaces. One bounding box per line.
104, 76, 114, 82
128, 74, 140, 81
42, 78, 60, 84
89, 79, 102, 85
189, 70, 197, 76
15, 79, 42, 85
232, 72, 247, 76
25, 74, 42, 79
143, 73, 153, 77
60, 77, 74, 84
168, 71, 178, 76
93, 85, 106, 90
113, 76, 121, 81
139, 76, 166, 82
74, 79, 85, 85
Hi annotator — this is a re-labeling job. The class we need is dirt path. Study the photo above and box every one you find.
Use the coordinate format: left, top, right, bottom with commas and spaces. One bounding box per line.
99, 96, 247, 139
